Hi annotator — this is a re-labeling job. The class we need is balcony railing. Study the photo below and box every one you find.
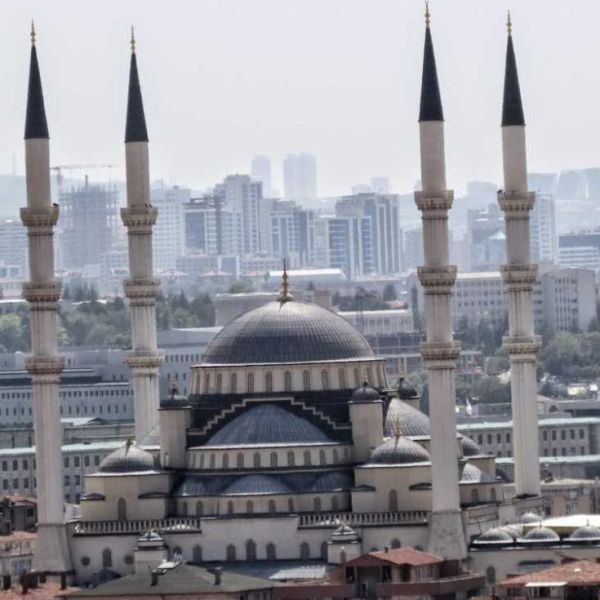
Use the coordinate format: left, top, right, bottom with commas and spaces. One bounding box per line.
298, 511, 428, 528
70, 517, 202, 536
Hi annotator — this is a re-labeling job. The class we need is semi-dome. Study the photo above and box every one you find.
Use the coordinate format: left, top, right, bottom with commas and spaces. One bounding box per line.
460, 463, 496, 483
201, 300, 374, 365
351, 382, 380, 403
520, 511, 543, 525
205, 404, 333, 446
310, 471, 353, 492
368, 436, 430, 465
461, 436, 483, 457
223, 474, 291, 496
472, 528, 514, 547
385, 398, 431, 437
519, 526, 560, 545
568, 525, 600, 544
98, 442, 156, 474
397, 377, 419, 400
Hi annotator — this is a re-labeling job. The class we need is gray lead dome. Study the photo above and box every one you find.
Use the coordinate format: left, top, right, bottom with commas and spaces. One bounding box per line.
202, 300, 374, 365
98, 443, 156, 473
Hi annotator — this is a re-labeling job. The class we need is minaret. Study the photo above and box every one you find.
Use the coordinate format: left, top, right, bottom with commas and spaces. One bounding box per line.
21, 24, 72, 574
121, 29, 163, 445
498, 13, 541, 497
414, 5, 466, 559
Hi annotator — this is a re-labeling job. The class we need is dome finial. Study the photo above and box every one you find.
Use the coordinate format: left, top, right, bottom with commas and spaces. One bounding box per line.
278, 258, 294, 303
30, 20, 36, 46
506, 10, 512, 36
425, 1, 430, 27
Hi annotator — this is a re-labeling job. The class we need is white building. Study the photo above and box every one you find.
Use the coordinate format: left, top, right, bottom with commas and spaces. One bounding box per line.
250, 155, 272, 198
530, 193, 557, 264
338, 309, 414, 336
558, 246, 600, 273
283, 153, 317, 202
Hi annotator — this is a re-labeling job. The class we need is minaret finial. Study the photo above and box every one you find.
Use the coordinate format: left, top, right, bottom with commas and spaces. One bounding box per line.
30, 20, 36, 46
507, 10, 512, 35
130, 25, 136, 53
278, 258, 294, 303
425, 1, 430, 27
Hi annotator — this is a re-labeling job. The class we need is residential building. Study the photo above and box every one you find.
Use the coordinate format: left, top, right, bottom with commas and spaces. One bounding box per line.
466, 204, 506, 271
270, 200, 316, 267
0, 220, 28, 280
558, 246, 600, 272
530, 193, 557, 264
251, 154, 272, 197
283, 153, 317, 202
403, 228, 424, 271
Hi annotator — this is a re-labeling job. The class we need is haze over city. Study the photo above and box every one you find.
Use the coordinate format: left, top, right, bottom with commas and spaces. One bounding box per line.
0, 0, 597, 195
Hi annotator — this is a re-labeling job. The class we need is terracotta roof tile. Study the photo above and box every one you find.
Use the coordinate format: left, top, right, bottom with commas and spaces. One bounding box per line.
369, 547, 444, 567
501, 561, 600, 587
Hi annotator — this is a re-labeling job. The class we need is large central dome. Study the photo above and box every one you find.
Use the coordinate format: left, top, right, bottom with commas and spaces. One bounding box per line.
202, 300, 375, 365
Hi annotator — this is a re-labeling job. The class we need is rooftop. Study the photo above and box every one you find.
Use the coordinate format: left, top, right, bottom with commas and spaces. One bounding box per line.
458, 416, 600, 431
500, 560, 600, 587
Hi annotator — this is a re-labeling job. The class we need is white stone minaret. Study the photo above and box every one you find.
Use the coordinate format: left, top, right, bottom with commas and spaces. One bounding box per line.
498, 14, 541, 497
21, 24, 72, 574
415, 7, 466, 559
121, 30, 163, 445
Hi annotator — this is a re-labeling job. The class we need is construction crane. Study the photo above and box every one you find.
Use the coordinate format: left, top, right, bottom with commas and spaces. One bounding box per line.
50, 164, 117, 196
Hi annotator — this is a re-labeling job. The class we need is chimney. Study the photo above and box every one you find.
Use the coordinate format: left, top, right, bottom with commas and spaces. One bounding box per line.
150, 570, 160, 586
60, 572, 67, 591
2, 575, 11, 591
209, 566, 223, 586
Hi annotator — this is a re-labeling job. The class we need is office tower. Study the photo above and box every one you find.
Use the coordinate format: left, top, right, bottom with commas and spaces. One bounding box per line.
0, 219, 28, 279
283, 153, 317, 202
270, 200, 316, 267
251, 155, 272, 198
466, 203, 506, 271
529, 193, 557, 263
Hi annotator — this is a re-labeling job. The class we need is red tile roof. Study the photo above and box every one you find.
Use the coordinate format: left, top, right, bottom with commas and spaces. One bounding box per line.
501, 561, 600, 587
0, 583, 79, 600
369, 547, 444, 567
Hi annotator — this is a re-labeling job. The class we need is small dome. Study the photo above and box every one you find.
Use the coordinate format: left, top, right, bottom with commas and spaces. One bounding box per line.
499, 524, 523, 540
206, 404, 333, 446
331, 523, 359, 542
223, 474, 291, 496
519, 526, 560, 545
568, 525, 600, 543
310, 471, 353, 492
98, 443, 155, 474
368, 437, 430, 465
385, 398, 431, 437
460, 463, 496, 483
351, 382, 380, 403
172, 477, 210, 497
472, 528, 514, 546
520, 512, 543, 525
202, 300, 374, 365
397, 377, 419, 400
461, 436, 483, 457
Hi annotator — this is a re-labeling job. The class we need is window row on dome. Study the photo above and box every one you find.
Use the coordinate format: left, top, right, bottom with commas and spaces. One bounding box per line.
188, 444, 352, 470
177, 492, 349, 517
192, 361, 387, 395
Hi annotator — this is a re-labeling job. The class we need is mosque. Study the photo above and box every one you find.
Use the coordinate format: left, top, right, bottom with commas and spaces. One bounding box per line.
19, 7, 592, 588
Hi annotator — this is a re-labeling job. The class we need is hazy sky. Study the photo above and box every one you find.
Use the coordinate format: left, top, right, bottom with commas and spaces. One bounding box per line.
1, 0, 598, 196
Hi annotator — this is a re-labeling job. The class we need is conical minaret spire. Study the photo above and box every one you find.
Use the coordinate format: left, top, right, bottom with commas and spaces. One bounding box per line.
498, 14, 541, 497
414, 5, 466, 559
121, 30, 163, 445
21, 25, 72, 575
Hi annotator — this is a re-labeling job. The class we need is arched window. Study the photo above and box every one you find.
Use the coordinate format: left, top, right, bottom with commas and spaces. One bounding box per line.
320, 542, 328, 560
287, 451, 295, 466
486, 566, 496, 585
333, 449, 339, 463
102, 548, 112, 569
266, 543, 276, 560
117, 497, 127, 521
222, 454, 229, 469
253, 452, 261, 468
304, 450, 311, 466
353, 368, 360, 387
196, 501, 203, 516
203, 373, 210, 394
181, 501, 188, 517
391, 538, 401, 549
321, 370, 330, 390
284, 371, 292, 392
193, 545, 202, 563
227, 500, 234, 515
471, 488, 480, 504
270, 452, 278, 467
300, 542, 310, 560
338, 369, 347, 389
313, 497, 322, 512
288, 498, 295, 512
389, 489, 398, 512
265, 372, 273, 393
303, 370, 311, 391
230, 373, 237, 394
331, 496, 339, 511
237, 453, 244, 468
209, 454, 215, 469
268, 499, 276, 514
319, 449, 326, 465
246, 500, 254, 514
226, 544, 236, 561
172, 546, 183, 560
216, 373, 223, 393
247, 372, 254, 393
246, 539, 257, 561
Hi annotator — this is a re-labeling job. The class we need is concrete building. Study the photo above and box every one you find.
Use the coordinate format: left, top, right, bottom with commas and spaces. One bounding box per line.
403, 228, 424, 271
529, 193, 557, 264
338, 309, 414, 336
466, 204, 506, 272
0, 220, 28, 281
250, 154, 272, 198
151, 185, 189, 272
269, 200, 316, 267
283, 153, 317, 202
558, 245, 600, 272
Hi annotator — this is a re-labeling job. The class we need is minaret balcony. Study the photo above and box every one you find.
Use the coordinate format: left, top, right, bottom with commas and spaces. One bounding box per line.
20, 205, 59, 230
417, 266, 457, 295
498, 191, 535, 218
124, 278, 161, 304
22, 281, 61, 307
500, 264, 537, 291
420, 341, 461, 367
414, 190, 454, 215
121, 206, 158, 232
502, 335, 541, 358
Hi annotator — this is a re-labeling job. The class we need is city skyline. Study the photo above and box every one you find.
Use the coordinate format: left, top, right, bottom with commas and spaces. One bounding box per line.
0, 1, 598, 197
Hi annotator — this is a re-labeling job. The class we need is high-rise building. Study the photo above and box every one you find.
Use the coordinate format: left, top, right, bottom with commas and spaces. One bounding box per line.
403, 228, 424, 271
270, 200, 316, 267
466, 203, 506, 271
0, 219, 28, 279
327, 216, 368, 279
283, 153, 317, 202
335, 193, 402, 275
528, 172, 557, 196
58, 181, 119, 269
151, 185, 189, 271
251, 155, 272, 197
529, 193, 557, 263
